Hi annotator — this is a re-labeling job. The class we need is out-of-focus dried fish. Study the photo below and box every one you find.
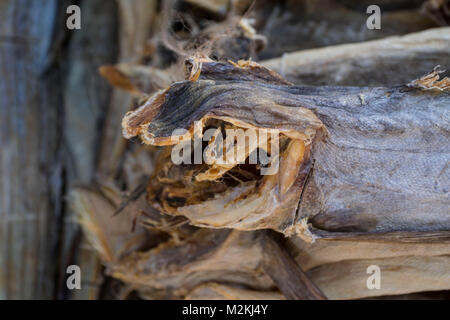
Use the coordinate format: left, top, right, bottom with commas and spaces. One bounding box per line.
99, 64, 173, 96
250, 0, 439, 59
107, 229, 275, 298
262, 28, 450, 87
123, 59, 450, 241
70, 186, 151, 262
105, 228, 322, 299
71, 185, 322, 299
161, 3, 266, 62
184, 0, 252, 17
422, 0, 450, 26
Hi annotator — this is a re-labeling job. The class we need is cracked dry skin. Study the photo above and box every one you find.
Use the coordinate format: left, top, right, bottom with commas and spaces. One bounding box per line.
122, 60, 450, 240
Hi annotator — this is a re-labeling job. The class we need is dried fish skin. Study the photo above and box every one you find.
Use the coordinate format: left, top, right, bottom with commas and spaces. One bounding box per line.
300, 85, 450, 233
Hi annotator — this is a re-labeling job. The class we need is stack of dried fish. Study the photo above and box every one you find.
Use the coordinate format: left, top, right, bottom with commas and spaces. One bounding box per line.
70, 0, 450, 300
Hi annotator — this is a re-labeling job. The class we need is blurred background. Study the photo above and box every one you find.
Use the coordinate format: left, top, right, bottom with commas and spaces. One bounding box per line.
0, 0, 449, 299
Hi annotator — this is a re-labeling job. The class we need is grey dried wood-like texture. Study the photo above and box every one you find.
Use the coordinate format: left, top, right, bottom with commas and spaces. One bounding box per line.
0, 0, 61, 299
253, 0, 438, 59
296, 85, 449, 233
97, 0, 157, 177
61, 0, 157, 299
263, 28, 450, 86
58, 0, 119, 300
0, 0, 120, 299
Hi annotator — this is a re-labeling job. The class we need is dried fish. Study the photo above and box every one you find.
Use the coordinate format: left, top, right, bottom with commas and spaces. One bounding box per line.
123, 60, 450, 241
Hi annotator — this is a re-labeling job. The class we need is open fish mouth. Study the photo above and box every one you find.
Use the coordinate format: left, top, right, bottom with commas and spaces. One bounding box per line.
122, 59, 325, 238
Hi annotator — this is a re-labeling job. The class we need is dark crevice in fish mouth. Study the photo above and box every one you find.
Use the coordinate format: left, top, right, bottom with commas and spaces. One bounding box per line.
294, 158, 315, 224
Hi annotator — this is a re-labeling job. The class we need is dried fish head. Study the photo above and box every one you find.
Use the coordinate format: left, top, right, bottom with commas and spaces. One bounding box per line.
122, 60, 325, 238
